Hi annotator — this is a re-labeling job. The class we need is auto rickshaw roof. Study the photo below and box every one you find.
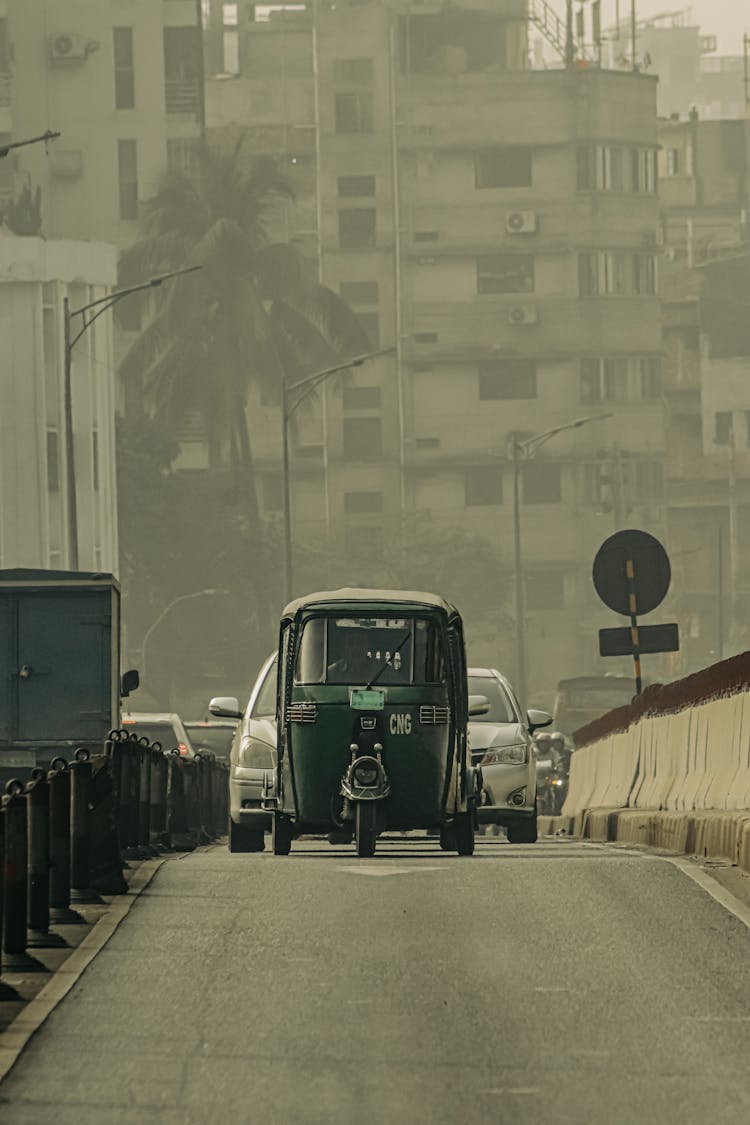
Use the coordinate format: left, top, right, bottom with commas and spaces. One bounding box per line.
281, 587, 459, 620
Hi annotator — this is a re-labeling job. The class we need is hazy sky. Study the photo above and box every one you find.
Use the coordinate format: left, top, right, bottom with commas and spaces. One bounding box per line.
634, 1, 747, 53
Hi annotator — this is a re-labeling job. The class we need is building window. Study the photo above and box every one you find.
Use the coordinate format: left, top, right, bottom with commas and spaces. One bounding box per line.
578, 253, 657, 297
477, 254, 534, 295
581, 462, 606, 507
340, 281, 378, 305
578, 144, 657, 193
262, 473, 282, 512
343, 386, 381, 409
478, 359, 537, 400
113, 28, 135, 110
465, 467, 502, 506
414, 332, 438, 344
167, 137, 199, 175
46, 430, 60, 493
634, 461, 664, 500
222, 4, 240, 74
344, 491, 383, 514
414, 230, 439, 242
355, 311, 379, 347
522, 461, 561, 504
333, 58, 373, 83
343, 416, 382, 459
117, 139, 138, 220
416, 436, 440, 449
714, 411, 732, 445
474, 147, 532, 189
580, 357, 662, 402
526, 571, 565, 610
338, 174, 375, 197
163, 27, 203, 115
339, 208, 376, 248
334, 91, 373, 133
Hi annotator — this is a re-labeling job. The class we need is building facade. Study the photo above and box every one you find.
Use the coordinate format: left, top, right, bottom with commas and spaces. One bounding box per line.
0, 235, 118, 571
202, 1, 665, 702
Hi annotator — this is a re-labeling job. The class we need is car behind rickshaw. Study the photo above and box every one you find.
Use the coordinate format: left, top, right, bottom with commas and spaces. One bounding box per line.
268, 588, 482, 858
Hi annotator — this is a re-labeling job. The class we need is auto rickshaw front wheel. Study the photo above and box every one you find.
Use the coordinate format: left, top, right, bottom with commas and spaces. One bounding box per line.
453, 811, 475, 856
272, 813, 294, 856
355, 801, 377, 858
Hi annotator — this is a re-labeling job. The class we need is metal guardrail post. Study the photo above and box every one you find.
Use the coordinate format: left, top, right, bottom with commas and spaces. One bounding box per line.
48, 757, 83, 925
70, 748, 103, 904
27, 767, 66, 948
137, 738, 153, 853
127, 732, 142, 855
2, 779, 46, 972
149, 743, 168, 848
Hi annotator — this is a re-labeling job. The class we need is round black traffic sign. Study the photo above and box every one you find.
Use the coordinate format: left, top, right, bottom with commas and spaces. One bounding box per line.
592, 529, 671, 617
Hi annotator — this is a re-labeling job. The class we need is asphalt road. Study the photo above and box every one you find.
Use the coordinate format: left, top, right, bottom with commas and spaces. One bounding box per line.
2, 836, 750, 1124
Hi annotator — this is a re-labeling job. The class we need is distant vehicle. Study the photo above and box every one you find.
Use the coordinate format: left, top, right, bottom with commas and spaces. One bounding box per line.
185, 720, 237, 762
210, 655, 277, 853
552, 676, 636, 739
468, 667, 552, 844
121, 712, 196, 757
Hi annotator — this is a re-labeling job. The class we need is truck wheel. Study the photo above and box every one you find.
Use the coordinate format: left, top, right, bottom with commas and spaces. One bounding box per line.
453, 811, 475, 856
272, 813, 293, 856
355, 802, 377, 858
228, 819, 264, 853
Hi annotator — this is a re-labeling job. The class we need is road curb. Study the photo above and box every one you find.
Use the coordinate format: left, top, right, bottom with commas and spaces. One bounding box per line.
0, 857, 166, 1085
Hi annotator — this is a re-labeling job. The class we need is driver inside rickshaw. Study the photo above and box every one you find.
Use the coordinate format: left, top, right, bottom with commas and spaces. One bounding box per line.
326, 619, 411, 686
327, 627, 375, 683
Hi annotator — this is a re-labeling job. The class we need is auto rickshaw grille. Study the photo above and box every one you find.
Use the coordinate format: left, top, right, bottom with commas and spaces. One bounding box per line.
419, 705, 450, 725
288, 702, 318, 724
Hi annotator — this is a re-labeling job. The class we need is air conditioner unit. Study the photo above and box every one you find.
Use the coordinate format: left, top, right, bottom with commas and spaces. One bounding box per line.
50, 33, 89, 62
508, 304, 538, 326
506, 210, 538, 235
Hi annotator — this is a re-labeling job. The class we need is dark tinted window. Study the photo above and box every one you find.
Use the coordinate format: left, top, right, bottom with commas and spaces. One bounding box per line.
252, 660, 278, 717
296, 617, 444, 685
185, 725, 235, 759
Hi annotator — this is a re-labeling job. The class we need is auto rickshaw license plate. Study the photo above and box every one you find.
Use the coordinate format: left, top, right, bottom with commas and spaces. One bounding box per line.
350, 689, 385, 711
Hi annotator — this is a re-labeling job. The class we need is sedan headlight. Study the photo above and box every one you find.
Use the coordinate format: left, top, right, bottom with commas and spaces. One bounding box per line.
239, 738, 276, 769
482, 743, 527, 766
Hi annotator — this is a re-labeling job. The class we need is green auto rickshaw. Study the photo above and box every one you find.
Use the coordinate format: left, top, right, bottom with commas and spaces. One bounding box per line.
268, 588, 481, 858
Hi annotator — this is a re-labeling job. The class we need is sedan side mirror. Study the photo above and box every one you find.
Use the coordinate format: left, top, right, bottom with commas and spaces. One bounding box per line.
527, 708, 553, 732
209, 695, 243, 720
468, 694, 491, 718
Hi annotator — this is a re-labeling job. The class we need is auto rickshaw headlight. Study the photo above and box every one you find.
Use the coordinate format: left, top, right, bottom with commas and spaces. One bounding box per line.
239, 738, 276, 769
482, 744, 526, 766
352, 761, 379, 787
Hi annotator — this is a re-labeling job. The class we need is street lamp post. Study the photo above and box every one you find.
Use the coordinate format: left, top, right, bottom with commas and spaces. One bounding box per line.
140, 587, 219, 688
281, 346, 396, 605
63, 265, 201, 569
510, 413, 613, 708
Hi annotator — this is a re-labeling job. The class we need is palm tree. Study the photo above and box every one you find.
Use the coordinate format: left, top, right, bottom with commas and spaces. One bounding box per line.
119, 136, 370, 522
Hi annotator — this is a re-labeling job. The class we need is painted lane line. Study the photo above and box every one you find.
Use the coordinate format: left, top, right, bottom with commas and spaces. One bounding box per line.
336, 866, 444, 876
660, 854, 750, 933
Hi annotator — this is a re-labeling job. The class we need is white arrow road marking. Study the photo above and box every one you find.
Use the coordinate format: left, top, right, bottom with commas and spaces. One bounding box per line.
336, 866, 444, 876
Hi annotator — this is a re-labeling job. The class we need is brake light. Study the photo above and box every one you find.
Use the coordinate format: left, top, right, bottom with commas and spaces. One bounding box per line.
179, 743, 189, 756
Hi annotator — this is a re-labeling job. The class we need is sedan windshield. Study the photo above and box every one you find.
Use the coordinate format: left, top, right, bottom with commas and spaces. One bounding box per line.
468, 676, 517, 723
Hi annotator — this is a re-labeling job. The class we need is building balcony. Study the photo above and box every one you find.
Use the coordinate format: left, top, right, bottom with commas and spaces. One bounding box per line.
165, 78, 202, 116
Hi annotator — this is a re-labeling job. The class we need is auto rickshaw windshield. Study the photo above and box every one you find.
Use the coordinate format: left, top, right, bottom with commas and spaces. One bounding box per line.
295, 616, 445, 686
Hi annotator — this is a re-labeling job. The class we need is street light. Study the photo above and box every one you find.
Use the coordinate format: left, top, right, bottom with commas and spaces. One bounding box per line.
63, 265, 201, 568
0, 129, 61, 159
140, 587, 219, 688
510, 413, 613, 708
281, 346, 397, 604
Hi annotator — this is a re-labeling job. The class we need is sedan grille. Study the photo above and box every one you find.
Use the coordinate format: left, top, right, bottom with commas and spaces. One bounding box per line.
288, 702, 318, 724
419, 705, 450, 726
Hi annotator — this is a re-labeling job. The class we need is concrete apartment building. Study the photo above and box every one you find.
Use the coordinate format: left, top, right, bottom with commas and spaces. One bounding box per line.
658, 115, 750, 665
0, 1, 203, 571
202, 1, 665, 699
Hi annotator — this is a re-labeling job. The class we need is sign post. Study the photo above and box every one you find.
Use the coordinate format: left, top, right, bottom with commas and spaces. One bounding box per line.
592, 529, 679, 696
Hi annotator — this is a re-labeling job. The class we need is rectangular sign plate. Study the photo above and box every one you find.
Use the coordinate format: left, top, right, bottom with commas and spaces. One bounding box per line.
599, 622, 680, 658
350, 689, 385, 711
0, 750, 36, 768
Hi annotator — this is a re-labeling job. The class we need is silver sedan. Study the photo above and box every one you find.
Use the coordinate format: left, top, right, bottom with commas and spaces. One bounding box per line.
210, 654, 277, 853
468, 667, 551, 843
